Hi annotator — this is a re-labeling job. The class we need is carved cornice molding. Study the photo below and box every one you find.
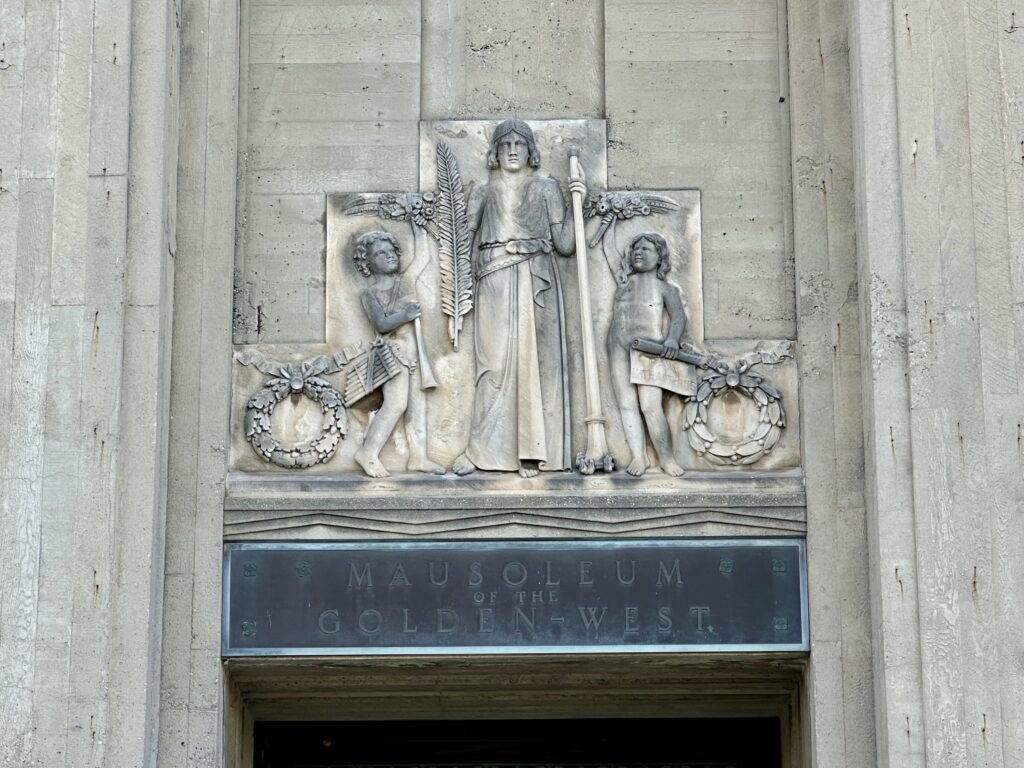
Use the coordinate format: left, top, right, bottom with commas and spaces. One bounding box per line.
224, 470, 806, 540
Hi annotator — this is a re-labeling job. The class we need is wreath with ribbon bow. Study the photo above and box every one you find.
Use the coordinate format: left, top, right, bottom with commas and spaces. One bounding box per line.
680, 342, 792, 466
236, 350, 349, 469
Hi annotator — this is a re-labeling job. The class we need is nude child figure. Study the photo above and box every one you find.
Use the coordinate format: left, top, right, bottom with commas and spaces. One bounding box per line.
351, 231, 445, 478
606, 233, 687, 477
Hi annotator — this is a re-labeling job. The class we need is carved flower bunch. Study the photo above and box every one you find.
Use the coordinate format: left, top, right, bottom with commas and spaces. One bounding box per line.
375, 192, 437, 230
581, 191, 679, 247
583, 191, 652, 219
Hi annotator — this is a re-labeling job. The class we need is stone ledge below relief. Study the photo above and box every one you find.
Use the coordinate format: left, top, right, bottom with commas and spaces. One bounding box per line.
223, 468, 806, 540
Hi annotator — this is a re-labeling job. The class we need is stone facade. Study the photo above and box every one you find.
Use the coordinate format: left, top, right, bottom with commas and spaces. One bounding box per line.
1, 0, 1022, 766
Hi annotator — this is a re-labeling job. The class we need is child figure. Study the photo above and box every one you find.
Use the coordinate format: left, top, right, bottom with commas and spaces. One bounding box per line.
351, 231, 445, 478
606, 233, 687, 477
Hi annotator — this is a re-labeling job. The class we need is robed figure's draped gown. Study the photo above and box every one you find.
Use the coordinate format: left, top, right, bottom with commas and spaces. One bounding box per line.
464, 174, 572, 471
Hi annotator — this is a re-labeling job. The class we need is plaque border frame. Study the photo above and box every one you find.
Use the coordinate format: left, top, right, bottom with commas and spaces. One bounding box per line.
221, 538, 809, 657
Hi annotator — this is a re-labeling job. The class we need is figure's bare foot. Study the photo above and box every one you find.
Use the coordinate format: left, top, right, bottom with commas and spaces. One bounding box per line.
625, 455, 648, 476
518, 460, 540, 478
409, 456, 446, 475
354, 448, 390, 478
661, 457, 685, 477
452, 453, 476, 475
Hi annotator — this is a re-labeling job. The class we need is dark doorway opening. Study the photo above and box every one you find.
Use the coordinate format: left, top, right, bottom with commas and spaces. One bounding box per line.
253, 718, 783, 768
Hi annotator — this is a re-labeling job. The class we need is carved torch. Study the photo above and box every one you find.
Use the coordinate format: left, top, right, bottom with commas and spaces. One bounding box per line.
569, 151, 616, 474
413, 316, 438, 390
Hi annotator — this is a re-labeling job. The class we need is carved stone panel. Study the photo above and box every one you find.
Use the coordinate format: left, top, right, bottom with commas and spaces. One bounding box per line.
229, 118, 799, 485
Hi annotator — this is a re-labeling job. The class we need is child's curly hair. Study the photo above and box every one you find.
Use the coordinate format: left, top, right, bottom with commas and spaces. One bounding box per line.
352, 231, 401, 277
620, 233, 671, 281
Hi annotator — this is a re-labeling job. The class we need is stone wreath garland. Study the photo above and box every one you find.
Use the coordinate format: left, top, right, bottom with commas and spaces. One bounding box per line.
681, 342, 792, 466
236, 351, 349, 469
234, 341, 792, 471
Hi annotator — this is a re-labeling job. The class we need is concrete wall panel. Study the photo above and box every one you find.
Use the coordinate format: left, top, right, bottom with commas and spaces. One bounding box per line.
421, 0, 604, 120
234, 0, 421, 344
605, 0, 795, 340
0, 0, 179, 764
786, 0, 878, 764
158, 0, 240, 764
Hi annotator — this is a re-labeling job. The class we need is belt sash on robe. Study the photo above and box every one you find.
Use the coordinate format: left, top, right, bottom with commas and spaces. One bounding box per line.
465, 238, 572, 471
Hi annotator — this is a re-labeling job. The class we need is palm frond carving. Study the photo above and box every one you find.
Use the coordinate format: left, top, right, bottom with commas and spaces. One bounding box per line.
434, 141, 473, 350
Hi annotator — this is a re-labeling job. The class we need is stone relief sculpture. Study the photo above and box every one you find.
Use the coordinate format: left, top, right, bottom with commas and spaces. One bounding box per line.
348, 231, 445, 477
344, 146, 473, 352
605, 232, 690, 477
566, 152, 616, 476
235, 349, 348, 468
232, 118, 800, 478
434, 142, 474, 350
681, 341, 792, 465
451, 119, 585, 478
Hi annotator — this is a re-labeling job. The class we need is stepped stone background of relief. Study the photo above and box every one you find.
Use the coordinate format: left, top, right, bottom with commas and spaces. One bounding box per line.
233, 0, 794, 345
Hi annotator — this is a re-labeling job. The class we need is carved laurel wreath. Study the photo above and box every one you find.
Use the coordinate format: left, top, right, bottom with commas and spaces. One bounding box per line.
681, 344, 791, 466
237, 351, 349, 469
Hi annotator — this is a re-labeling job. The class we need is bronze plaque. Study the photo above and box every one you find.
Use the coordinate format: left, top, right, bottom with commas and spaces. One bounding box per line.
223, 539, 807, 655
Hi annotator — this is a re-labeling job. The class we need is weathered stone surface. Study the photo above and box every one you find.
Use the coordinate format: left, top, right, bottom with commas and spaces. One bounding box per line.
851, 0, 1024, 764
421, 0, 604, 120
233, 0, 422, 344
229, 117, 799, 491
789, 0, 876, 764
605, 0, 795, 341
222, 467, 807, 540
0, 0, 178, 766
5, 0, 1024, 765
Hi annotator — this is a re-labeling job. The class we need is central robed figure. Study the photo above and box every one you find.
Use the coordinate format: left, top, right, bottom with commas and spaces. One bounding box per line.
453, 120, 586, 478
